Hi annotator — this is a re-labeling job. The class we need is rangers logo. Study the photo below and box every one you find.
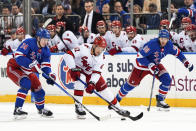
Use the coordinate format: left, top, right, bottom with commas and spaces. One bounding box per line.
58, 57, 75, 89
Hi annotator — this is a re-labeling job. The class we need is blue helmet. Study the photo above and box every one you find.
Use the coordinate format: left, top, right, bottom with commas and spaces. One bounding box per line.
159, 29, 169, 39
36, 28, 50, 39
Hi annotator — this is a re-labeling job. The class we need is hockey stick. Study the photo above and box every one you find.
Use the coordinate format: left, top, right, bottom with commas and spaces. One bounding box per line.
42, 18, 52, 28
78, 78, 143, 121
169, 13, 177, 29
41, 73, 111, 121
147, 73, 156, 112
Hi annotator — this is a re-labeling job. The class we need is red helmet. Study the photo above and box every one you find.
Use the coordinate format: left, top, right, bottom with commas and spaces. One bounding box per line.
160, 19, 170, 26
111, 20, 121, 27
16, 27, 25, 35
79, 26, 89, 33
47, 24, 56, 31
96, 20, 106, 27
126, 26, 136, 33
93, 36, 107, 48
185, 24, 196, 31
56, 21, 66, 28
181, 17, 192, 24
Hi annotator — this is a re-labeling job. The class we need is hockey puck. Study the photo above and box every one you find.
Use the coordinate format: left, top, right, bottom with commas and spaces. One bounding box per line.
121, 118, 126, 121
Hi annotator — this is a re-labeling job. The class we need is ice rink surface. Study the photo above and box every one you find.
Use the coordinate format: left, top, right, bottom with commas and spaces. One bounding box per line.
0, 103, 195, 131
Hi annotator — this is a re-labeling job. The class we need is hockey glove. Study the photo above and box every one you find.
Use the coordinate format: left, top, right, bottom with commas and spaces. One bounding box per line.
68, 68, 81, 81
1, 46, 12, 56
46, 73, 56, 85
184, 60, 193, 72
148, 63, 159, 75
29, 60, 41, 73
50, 45, 58, 53
109, 46, 122, 56
86, 81, 95, 94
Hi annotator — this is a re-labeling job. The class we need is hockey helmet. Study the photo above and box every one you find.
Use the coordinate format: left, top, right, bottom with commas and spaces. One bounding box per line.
96, 20, 106, 27
185, 24, 196, 31
93, 36, 107, 48
56, 21, 66, 28
126, 26, 136, 33
181, 17, 192, 24
159, 29, 170, 39
160, 19, 170, 26
47, 24, 56, 31
111, 20, 122, 27
16, 27, 25, 35
36, 28, 50, 39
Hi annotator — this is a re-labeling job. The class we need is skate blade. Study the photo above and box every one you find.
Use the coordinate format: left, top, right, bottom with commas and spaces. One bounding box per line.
76, 115, 86, 119
157, 107, 170, 112
14, 114, 27, 120
39, 114, 54, 118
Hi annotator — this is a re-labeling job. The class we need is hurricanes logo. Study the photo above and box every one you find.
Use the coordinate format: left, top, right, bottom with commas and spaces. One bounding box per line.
58, 58, 75, 89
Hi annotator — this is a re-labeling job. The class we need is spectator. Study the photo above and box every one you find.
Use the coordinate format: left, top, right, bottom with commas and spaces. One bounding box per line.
0, 5, 12, 34
143, 0, 161, 13
31, 8, 39, 35
102, 3, 111, 21
125, 0, 144, 12
50, 4, 74, 33
95, 0, 110, 13
64, 4, 80, 35
161, 3, 181, 30
133, 4, 147, 34
81, 0, 104, 34
31, 0, 41, 14
110, 1, 131, 28
145, 3, 160, 29
11, 4, 23, 28
71, 0, 85, 16
41, 0, 56, 15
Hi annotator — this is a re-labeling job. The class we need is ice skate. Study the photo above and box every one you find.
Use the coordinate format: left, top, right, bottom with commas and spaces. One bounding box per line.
38, 108, 53, 118
75, 103, 86, 119
13, 107, 28, 120
108, 104, 130, 117
156, 95, 170, 111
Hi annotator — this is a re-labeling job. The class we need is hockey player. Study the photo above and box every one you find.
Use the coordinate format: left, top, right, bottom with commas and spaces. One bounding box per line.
107, 20, 129, 55
63, 36, 130, 119
78, 26, 96, 45
7, 28, 56, 119
1, 29, 17, 55
46, 24, 64, 52
115, 29, 194, 111
184, 24, 196, 52
1, 27, 31, 55
109, 26, 146, 54
13, 27, 32, 50
50, 21, 79, 52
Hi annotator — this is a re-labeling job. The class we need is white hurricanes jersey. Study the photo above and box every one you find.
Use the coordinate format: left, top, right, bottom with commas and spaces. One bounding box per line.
71, 43, 105, 75
59, 31, 79, 51
10, 34, 32, 51
171, 31, 188, 49
184, 37, 196, 52
78, 33, 96, 45
122, 34, 146, 52
48, 34, 63, 48
106, 31, 128, 51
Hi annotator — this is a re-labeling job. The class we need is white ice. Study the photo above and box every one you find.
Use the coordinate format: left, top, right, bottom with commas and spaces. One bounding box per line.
0, 103, 195, 131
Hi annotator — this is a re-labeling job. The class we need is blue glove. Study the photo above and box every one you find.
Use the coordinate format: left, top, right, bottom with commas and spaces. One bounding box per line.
46, 73, 56, 85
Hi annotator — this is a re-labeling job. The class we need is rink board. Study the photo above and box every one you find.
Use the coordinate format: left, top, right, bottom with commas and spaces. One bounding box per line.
0, 53, 196, 107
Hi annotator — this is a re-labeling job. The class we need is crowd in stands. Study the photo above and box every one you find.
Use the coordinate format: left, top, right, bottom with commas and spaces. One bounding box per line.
0, 0, 195, 52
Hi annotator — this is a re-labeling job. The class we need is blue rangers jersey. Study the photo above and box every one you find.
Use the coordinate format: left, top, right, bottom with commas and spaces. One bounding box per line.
134, 38, 186, 70
13, 38, 52, 75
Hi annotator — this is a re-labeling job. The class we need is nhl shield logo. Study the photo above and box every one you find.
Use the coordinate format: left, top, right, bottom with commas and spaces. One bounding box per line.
58, 57, 75, 89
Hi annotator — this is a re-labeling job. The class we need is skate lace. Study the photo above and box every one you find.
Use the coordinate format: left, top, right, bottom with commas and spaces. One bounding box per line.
16, 107, 23, 112
160, 101, 168, 106
76, 104, 85, 112
41, 108, 49, 114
